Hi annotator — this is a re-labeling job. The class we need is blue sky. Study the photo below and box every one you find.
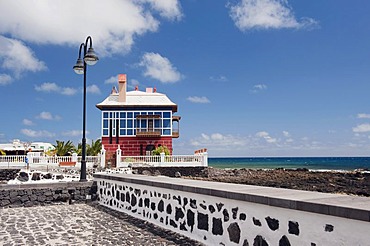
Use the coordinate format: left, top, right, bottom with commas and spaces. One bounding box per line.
1, 0, 370, 157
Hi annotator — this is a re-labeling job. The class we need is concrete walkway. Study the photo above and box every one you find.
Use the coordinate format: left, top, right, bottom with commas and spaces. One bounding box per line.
0, 203, 202, 246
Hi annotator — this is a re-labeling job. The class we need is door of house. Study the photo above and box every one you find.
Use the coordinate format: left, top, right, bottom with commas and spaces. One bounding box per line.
145, 144, 155, 155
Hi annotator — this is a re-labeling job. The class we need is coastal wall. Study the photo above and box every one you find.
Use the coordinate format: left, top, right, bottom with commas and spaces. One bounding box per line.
94, 173, 370, 246
0, 181, 97, 208
132, 166, 207, 177
0, 168, 20, 181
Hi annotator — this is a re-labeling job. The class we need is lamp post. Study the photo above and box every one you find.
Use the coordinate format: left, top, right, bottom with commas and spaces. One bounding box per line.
73, 36, 99, 182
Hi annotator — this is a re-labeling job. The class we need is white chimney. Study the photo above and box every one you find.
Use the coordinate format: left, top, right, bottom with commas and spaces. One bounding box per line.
118, 74, 127, 102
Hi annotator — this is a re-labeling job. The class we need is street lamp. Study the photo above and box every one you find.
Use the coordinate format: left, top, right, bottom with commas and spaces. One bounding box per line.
73, 36, 99, 182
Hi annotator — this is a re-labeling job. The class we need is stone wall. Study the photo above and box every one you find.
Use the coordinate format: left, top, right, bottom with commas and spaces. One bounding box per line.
94, 173, 370, 246
0, 182, 97, 208
0, 169, 20, 182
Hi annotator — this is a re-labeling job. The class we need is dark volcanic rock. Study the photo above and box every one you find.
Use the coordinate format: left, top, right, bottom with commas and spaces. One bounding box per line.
186, 167, 370, 197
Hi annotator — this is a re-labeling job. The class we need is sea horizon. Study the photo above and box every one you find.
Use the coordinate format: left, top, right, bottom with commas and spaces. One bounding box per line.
208, 156, 370, 171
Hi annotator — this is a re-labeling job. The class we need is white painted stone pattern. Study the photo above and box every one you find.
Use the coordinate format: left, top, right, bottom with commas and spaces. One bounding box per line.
96, 179, 370, 246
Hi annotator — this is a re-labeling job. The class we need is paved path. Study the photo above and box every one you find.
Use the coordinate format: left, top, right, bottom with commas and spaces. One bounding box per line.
0, 203, 202, 246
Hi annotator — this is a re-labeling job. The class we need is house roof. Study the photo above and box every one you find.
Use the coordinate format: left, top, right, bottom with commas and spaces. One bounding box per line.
0, 140, 55, 152
96, 90, 178, 112
0, 143, 24, 151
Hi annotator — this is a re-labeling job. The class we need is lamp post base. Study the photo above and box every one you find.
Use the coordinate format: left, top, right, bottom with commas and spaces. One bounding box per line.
80, 160, 87, 182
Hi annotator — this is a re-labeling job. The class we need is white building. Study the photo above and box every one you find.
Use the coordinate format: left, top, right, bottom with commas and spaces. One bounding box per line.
0, 139, 55, 155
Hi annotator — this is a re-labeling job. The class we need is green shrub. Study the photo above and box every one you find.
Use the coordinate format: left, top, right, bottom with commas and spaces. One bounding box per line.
152, 146, 170, 156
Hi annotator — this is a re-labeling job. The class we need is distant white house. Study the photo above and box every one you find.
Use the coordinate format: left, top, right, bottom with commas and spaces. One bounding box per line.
0, 139, 55, 155
28, 142, 55, 152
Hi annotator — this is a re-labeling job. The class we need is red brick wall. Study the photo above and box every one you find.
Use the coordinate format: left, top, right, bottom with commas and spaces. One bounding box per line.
102, 136, 173, 156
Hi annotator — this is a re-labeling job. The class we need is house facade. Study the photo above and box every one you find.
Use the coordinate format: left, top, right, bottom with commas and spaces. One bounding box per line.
96, 74, 180, 162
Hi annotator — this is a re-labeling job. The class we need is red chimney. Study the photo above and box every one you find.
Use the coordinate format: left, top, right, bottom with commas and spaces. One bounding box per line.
118, 74, 127, 102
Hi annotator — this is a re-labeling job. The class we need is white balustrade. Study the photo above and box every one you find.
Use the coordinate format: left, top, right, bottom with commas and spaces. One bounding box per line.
0, 155, 26, 164
118, 153, 207, 167
0, 155, 101, 169
0, 151, 207, 169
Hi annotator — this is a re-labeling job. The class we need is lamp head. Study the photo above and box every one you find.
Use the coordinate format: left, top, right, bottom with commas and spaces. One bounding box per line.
84, 47, 99, 66
73, 58, 84, 74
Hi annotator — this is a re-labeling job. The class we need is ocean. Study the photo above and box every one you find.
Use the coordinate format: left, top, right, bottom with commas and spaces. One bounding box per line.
208, 157, 370, 171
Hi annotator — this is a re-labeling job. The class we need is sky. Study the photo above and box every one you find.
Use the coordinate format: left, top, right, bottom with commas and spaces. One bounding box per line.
1, 0, 370, 157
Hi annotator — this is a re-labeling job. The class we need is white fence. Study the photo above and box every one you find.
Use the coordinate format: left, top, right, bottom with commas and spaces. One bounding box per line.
0, 153, 100, 169
117, 150, 208, 168
0, 148, 208, 169
0, 155, 27, 168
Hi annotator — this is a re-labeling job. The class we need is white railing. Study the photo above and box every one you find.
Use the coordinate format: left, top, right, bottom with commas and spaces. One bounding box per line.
122, 155, 161, 164
164, 155, 203, 163
31, 156, 73, 164
0, 149, 208, 169
117, 152, 208, 168
0, 154, 101, 169
0, 155, 27, 168
0, 155, 26, 163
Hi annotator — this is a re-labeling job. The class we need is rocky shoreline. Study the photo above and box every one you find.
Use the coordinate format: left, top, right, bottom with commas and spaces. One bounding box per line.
1, 167, 369, 197
186, 167, 370, 197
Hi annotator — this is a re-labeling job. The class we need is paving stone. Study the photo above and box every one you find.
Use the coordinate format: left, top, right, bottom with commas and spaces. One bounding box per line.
0, 203, 203, 245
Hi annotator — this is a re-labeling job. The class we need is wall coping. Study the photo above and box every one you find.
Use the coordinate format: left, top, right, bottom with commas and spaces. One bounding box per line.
0, 181, 94, 191
94, 173, 370, 222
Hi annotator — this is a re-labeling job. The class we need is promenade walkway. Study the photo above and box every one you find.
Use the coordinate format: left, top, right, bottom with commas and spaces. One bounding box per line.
0, 203, 202, 246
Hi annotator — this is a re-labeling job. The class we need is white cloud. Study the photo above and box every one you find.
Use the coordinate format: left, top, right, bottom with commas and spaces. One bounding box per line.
357, 113, 370, 119
256, 131, 269, 137
0, 36, 46, 78
140, 52, 182, 83
250, 84, 267, 93
105, 75, 140, 91
187, 96, 210, 104
21, 129, 55, 138
61, 87, 78, 96
104, 76, 117, 84
353, 123, 370, 133
254, 84, 267, 90
38, 112, 53, 120
35, 82, 77, 96
228, 0, 318, 31
181, 130, 370, 156
0, 73, 12, 85
87, 84, 101, 94
22, 119, 34, 126
0, 1, 182, 56
211, 133, 224, 140
266, 138, 277, 143
62, 130, 82, 137
35, 82, 59, 92
209, 75, 228, 82
201, 133, 210, 141
144, 0, 183, 20
281, 131, 294, 143
256, 131, 277, 143
36, 111, 61, 121
285, 138, 294, 143
191, 133, 246, 148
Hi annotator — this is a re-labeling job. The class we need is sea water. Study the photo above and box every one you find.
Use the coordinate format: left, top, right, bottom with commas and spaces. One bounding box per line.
208, 157, 370, 171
